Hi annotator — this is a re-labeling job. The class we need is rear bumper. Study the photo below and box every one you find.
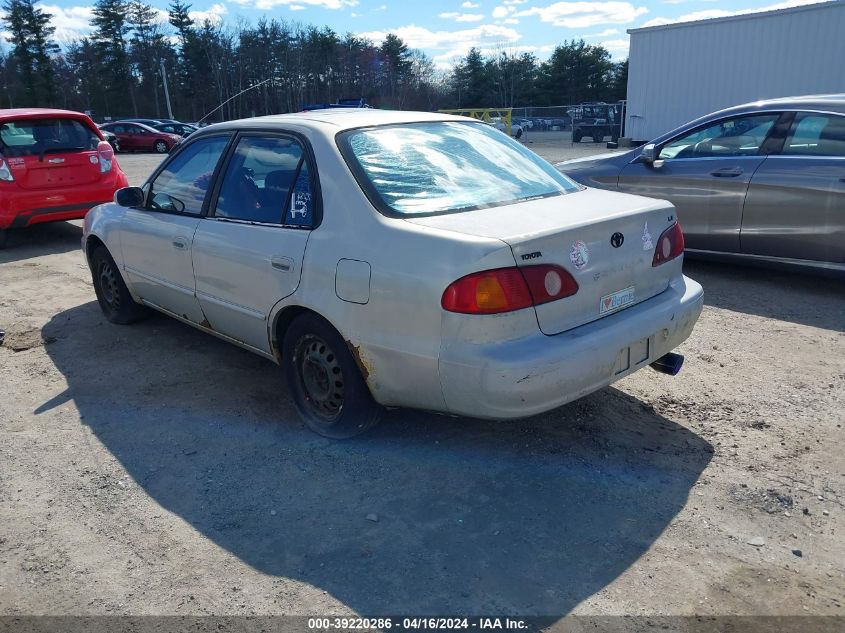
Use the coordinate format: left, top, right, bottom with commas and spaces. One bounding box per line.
0, 174, 126, 229
438, 274, 704, 419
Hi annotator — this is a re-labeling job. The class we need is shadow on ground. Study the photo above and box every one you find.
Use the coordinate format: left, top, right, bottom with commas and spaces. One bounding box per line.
0, 221, 83, 263
41, 302, 712, 615
684, 259, 844, 332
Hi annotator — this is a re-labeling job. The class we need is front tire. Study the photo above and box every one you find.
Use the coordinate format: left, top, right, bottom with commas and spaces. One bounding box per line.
573, 130, 583, 143
90, 246, 150, 324
154, 140, 168, 153
283, 313, 382, 438
0, 229, 7, 249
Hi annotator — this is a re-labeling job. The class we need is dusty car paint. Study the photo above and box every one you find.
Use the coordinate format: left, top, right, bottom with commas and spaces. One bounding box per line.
84, 109, 703, 420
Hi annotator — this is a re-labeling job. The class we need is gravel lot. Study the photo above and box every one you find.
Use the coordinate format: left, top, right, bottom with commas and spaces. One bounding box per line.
0, 140, 843, 622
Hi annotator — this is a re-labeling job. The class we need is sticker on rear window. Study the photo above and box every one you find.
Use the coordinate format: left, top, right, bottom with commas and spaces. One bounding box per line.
600, 286, 635, 315
569, 240, 589, 269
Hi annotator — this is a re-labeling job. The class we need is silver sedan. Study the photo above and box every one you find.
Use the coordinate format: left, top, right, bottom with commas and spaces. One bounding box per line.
557, 94, 845, 274
82, 110, 702, 437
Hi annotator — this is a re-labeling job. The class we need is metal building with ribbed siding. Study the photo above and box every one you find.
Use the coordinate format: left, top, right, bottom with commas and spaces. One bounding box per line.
625, 0, 845, 141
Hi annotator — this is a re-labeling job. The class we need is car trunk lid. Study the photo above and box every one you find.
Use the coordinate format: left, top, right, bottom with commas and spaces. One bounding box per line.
406, 188, 679, 335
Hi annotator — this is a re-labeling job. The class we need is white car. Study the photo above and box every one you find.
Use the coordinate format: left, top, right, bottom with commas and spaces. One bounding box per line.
488, 117, 524, 139
83, 109, 703, 438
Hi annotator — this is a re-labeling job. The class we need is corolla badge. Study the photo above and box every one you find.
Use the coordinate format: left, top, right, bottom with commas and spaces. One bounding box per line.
47, 157, 65, 164
569, 240, 589, 270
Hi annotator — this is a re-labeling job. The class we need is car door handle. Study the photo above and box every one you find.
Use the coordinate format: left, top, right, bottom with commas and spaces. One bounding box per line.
172, 238, 187, 250
271, 256, 294, 272
710, 168, 743, 177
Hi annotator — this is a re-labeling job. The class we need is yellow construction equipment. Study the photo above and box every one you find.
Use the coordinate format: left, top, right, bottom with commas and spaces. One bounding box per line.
438, 108, 514, 135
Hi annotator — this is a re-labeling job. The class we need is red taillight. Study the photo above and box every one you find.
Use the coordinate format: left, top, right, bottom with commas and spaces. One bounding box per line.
97, 141, 114, 174
652, 222, 684, 267
442, 265, 579, 314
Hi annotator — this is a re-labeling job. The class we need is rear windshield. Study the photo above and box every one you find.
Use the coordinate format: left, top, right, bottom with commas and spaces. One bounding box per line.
0, 118, 100, 158
338, 121, 581, 216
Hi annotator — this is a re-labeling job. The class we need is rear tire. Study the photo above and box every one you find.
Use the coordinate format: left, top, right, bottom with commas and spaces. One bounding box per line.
90, 246, 150, 324
154, 140, 168, 153
573, 130, 583, 143
283, 313, 382, 439
0, 229, 7, 249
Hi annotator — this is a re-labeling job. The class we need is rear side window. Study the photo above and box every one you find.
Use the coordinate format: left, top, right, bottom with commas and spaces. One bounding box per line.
782, 113, 845, 157
0, 118, 100, 157
147, 135, 230, 215
214, 135, 314, 226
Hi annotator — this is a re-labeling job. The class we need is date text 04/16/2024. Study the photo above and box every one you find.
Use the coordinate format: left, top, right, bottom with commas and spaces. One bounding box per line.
307, 617, 529, 630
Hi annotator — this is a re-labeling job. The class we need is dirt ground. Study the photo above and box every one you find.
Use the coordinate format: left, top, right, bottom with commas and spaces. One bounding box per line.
0, 144, 843, 623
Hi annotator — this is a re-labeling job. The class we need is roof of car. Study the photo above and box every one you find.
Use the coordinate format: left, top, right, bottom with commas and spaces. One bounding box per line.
722, 94, 845, 117
202, 109, 474, 133
0, 108, 93, 121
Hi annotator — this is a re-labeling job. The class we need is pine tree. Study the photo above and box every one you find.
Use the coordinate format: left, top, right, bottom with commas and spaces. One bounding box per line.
91, 0, 136, 116
1, 0, 59, 105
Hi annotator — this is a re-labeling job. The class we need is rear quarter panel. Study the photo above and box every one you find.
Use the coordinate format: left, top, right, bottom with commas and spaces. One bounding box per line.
267, 125, 520, 411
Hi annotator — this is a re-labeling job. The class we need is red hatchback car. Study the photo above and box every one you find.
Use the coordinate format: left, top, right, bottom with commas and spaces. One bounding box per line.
99, 121, 181, 154
0, 108, 129, 247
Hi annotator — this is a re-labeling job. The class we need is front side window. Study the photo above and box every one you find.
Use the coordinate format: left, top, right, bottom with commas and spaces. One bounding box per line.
659, 114, 780, 160
339, 121, 580, 216
214, 135, 314, 226
782, 113, 845, 157
147, 135, 229, 215
0, 117, 100, 157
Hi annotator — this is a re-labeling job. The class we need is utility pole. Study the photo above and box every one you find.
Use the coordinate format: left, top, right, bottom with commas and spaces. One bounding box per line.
160, 59, 174, 119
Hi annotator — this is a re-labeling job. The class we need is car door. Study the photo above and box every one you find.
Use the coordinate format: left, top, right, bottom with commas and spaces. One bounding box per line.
617, 112, 783, 253
119, 134, 231, 322
107, 124, 131, 150
192, 132, 317, 353
741, 111, 845, 263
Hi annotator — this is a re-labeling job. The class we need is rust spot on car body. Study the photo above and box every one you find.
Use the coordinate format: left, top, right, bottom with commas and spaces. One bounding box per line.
200, 318, 213, 330
346, 340, 372, 381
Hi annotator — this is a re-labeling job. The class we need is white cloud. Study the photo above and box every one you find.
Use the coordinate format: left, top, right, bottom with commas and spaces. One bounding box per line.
358, 23, 523, 69
188, 3, 228, 24
232, 0, 357, 9
642, 0, 825, 27
35, 4, 95, 42
515, 2, 649, 28
461, 1, 481, 6
439, 12, 485, 22
492, 6, 509, 17
582, 27, 619, 37
501, 17, 519, 23
600, 37, 629, 57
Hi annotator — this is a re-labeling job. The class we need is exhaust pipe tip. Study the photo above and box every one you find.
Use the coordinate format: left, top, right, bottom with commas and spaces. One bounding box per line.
650, 352, 684, 376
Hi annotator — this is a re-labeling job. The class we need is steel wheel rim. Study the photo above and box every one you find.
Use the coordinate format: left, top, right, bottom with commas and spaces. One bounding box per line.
98, 261, 120, 311
295, 334, 344, 422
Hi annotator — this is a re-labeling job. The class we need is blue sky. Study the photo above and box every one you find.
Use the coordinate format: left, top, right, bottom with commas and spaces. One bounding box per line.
5, 0, 832, 68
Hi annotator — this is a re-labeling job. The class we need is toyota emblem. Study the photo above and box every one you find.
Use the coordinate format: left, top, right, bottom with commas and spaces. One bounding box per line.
610, 232, 625, 248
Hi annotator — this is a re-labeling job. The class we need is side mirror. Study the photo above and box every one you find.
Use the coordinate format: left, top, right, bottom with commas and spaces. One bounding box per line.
640, 143, 657, 163
115, 186, 144, 207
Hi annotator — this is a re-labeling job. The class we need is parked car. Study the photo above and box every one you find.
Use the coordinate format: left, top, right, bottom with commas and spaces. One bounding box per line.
153, 122, 198, 138
0, 108, 128, 248
99, 128, 121, 152
488, 117, 524, 139
116, 118, 165, 127
557, 94, 845, 273
99, 121, 181, 153
82, 110, 703, 437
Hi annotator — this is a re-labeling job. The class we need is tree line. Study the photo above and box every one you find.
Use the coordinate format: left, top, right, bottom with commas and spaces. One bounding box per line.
1, 0, 628, 122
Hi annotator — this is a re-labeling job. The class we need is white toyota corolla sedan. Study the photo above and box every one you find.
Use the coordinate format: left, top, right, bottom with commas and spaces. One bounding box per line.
82, 109, 703, 438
